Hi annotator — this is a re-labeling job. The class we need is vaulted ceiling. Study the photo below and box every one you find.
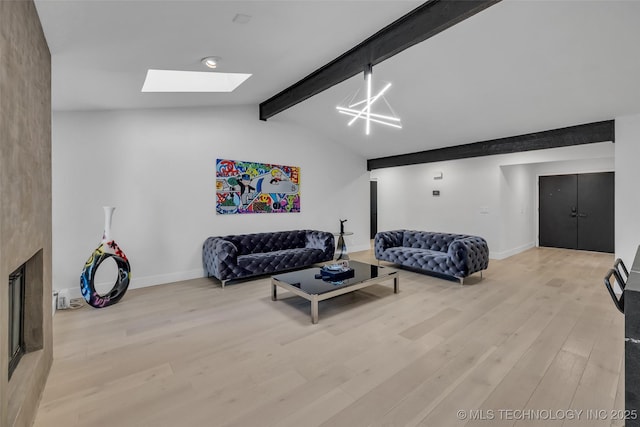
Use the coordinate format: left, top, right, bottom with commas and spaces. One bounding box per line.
35, 0, 640, 159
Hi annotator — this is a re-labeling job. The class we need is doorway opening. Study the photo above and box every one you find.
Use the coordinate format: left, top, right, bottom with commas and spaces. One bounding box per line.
370, 181, 378, 239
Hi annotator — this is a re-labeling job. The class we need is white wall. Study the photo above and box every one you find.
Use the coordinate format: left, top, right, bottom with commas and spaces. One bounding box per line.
53, 106, 370, 295
372, 158, 502, 253
615, 113, 640, 267
530, 157, 614, 177
371, 142, 614, 259
499, 163, 534, 258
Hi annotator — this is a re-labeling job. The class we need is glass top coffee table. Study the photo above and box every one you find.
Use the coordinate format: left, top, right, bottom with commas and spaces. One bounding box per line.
271, 260, 399, 324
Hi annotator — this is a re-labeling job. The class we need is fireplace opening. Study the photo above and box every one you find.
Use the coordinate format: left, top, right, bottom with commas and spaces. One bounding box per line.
8, 264, 26, 379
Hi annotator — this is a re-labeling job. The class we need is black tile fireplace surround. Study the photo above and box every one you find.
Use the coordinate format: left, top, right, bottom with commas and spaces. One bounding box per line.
625, 247, 640, 426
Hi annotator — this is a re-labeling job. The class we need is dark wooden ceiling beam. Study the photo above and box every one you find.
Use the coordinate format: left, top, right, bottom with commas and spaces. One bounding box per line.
366, 120, 615, 171
259, 0, 502, 121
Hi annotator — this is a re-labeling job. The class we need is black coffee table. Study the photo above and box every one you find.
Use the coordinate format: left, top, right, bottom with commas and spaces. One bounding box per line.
271, 261, 399, 324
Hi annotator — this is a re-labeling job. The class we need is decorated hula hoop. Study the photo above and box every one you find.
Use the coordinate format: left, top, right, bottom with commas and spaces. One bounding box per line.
80, 241, 131, 308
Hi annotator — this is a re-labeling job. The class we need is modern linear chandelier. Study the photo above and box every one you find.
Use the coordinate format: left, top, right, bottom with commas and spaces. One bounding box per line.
336, 64, 402, 135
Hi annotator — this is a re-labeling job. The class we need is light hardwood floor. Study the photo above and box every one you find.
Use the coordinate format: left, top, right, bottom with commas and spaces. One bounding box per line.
34, 247, 624, 427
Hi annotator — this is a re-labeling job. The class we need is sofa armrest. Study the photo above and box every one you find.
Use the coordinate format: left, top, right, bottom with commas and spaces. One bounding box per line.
447, 236, 489, 276
202, 237, 240, 280
374, 230, 405, 259
305, 230, 335, 261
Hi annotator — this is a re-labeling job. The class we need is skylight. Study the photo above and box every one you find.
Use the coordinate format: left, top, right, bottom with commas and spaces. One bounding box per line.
141, 69, 252, 93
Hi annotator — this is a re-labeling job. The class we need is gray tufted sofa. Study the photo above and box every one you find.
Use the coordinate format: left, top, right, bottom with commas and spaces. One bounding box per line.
374, 230, 489, 284
203, 230, 335, 287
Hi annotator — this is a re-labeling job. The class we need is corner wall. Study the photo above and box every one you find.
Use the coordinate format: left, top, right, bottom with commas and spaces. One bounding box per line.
0, 1, 53, 426
615, 114, 640, 266
53, 107, 370, 295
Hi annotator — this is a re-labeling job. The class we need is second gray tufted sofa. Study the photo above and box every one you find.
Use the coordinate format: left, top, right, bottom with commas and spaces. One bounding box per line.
203, 230, 335, 287
374, 230, 489, 284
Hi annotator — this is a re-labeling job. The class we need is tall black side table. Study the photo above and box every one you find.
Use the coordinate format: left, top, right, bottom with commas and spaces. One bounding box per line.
333, 220, 352, 260
333, 231, 354, 260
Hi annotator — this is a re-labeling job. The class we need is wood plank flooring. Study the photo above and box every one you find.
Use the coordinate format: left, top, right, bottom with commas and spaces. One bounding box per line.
34, 247, 624, 427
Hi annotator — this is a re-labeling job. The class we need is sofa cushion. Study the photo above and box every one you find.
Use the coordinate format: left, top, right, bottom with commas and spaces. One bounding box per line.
383, 247, 449, 270
226, 231, 307, 255
402, 231, 462, 252
238, 248, 324, 274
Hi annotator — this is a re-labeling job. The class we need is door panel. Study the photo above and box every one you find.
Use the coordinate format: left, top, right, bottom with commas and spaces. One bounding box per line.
577, 172, 614, 253
539, 172, 615, 253
370, 181, 378, 239
539, 175, 578, 249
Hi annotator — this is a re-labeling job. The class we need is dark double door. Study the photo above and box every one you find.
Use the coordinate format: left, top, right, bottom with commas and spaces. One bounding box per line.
539, 172, 614, 253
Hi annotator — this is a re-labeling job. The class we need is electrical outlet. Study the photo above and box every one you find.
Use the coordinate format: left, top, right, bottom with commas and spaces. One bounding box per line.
57, 289, 70, 310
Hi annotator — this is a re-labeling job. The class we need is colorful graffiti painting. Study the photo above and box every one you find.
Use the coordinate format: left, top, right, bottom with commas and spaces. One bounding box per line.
216, 159, 300, 214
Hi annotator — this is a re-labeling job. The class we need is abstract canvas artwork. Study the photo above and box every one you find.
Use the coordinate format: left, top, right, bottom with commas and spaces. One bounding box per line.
216, 159, 300, 214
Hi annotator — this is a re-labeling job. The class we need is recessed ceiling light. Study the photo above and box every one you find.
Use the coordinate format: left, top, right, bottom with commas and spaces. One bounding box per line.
141, 69, 252, 93
201, 56, 220, 69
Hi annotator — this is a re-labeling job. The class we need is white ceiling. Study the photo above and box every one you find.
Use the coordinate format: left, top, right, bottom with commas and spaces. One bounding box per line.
35, 0, 640, 159
35, 0, 422, 110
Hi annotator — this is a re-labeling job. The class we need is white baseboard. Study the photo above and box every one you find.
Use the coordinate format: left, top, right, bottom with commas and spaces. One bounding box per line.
349, 243, 374, 253
129, 268, 205, 289
491, 242, 535, 260
56, 243, 535, 301
58, 268, 205, 300
55, 246, 377, 302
